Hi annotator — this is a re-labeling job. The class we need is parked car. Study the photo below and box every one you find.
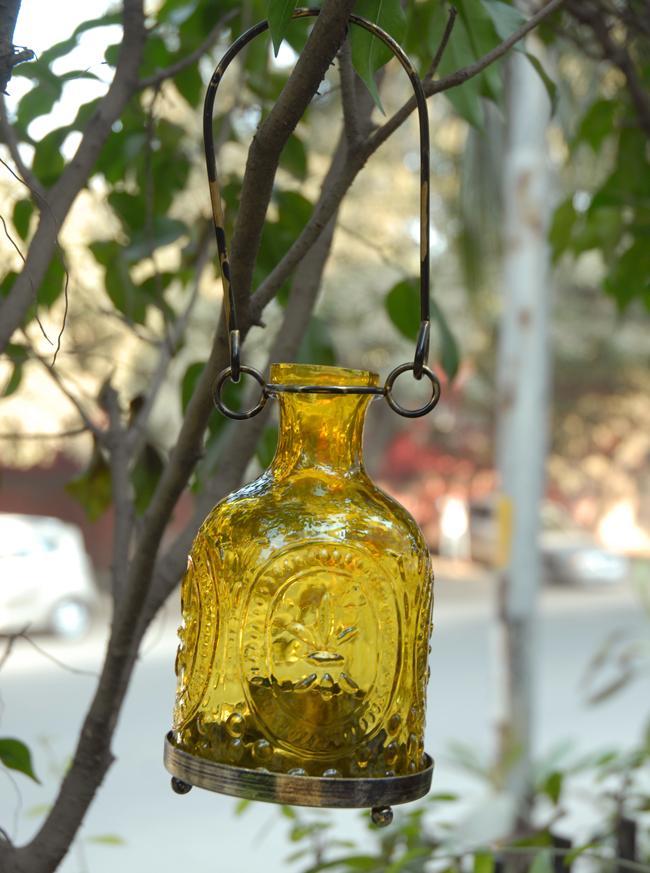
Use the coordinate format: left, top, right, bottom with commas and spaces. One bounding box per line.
0, 514, 97, 639
469, 499, 629, 586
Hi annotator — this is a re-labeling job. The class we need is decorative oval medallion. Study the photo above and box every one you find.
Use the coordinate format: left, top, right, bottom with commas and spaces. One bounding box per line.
241, 543, 400, 758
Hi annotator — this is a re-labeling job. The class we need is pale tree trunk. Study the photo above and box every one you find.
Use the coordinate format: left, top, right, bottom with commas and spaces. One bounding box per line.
494, 42, 553, 824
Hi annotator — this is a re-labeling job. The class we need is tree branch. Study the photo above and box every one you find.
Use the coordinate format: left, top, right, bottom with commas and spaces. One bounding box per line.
0, 0, 147, 355
138, 9, 237, 90
0, 95, 45, 199
424, 5, 458, 81
102, 384, 134, 601
143, 137, 349, 624
339, 38, 361, 147
249, 0, 567, 319
0, 0, 30, 94
126, 228, 211, 458
142, 79, 377, 624
567, 0, 650, 138
229, 0, 355, 320
27, 348, 103, 438
371, 0, 568, 156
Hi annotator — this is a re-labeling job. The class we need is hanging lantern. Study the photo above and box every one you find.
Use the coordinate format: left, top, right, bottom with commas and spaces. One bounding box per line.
164, 9, 441, 826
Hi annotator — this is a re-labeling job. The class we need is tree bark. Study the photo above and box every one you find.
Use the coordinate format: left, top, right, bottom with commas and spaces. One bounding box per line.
494, 40, 552, 822
0, 0, 29, 94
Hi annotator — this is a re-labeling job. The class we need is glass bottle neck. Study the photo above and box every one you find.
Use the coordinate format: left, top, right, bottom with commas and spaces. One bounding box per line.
272, 394, 372, 477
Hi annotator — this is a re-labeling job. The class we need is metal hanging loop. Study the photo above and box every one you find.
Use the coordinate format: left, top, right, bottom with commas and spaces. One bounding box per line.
205, 8, 436, 417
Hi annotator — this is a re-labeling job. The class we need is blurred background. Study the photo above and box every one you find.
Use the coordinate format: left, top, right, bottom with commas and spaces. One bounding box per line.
0, 0, 648, 871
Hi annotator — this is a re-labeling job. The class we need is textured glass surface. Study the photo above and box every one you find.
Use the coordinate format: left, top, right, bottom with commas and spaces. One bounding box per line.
172, 364, 434, 778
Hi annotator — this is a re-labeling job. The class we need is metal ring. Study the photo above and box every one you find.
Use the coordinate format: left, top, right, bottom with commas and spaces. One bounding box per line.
384, 363, 441, 418
214, 366, 267, 420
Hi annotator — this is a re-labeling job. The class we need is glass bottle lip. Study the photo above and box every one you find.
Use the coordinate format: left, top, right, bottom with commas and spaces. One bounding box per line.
269, 363, 380, 389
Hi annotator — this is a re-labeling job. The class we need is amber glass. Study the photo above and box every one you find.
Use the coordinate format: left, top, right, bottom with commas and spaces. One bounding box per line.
172, 364, 434, 778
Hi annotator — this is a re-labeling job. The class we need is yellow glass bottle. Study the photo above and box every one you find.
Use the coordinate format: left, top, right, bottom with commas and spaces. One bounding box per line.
172, 364, 434, 781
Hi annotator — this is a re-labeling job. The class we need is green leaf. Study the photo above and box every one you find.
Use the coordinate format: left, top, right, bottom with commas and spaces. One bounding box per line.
124, 218, 188, 263
39, 256, 65, 308
280, 133, 308, 181
482, 1, 525, 39
548, 199, 577, 261
2, 363, 23, 397
455, 0, 504, 104
268, 0, 299, 56
541, 770, 563, 804
524, 53, 557, 113
174, 64, 203, 107
351, 0, 406, 112
72, 11, 122, 37
275, 189, 314, 236
431, 297, 460, 381
32, 128, 68, 187
605, 239, 650, 311
431, 13, 484, 127
0, 271, 18, 299
386, 279, 419, 341
279, 804, 297, 820
108, 190, 146, 233
86, 834, 126, 846
256, 426, 278, 468
16, 78, 62, 131
234, 798, 251, 816
26, 803, 51, 818
13, 200, 34, 241
5, 342, 29, 364
0, 737, 40, 783
473, 852, 494, 873
65, 443, 112, 521
528, 850, 552, 873
181, 362, 205, 414
104, 254, 147, 324
574, 100, 618, 152
387, 847, 431, 872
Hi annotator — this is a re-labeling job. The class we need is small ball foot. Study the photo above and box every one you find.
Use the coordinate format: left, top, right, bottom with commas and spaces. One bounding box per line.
171, 777, 192, 795
371, 806, 393, 827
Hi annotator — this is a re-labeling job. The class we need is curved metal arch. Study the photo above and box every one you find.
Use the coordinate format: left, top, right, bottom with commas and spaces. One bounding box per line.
203, 8, 431, 381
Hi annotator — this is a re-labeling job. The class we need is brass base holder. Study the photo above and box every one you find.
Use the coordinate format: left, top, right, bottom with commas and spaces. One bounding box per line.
164, 732, 433, 826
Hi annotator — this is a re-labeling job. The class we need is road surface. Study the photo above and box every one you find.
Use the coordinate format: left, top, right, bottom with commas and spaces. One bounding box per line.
0, 570, 647, 872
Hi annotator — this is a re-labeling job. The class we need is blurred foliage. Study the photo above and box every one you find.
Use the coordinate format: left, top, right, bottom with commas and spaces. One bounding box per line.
237, 720, 650, 872
0, 736, 41, 783
2, 0, 648, 512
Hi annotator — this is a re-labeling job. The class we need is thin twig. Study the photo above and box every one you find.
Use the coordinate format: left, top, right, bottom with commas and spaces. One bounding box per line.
102, 383, 133, 600
249, 0, 566, 318
0, 95, 45, 199
0, 212, 51, 344
51, 261, 69, 367
138, 9, 237, 90
0, 426, 88, 440
369, 0, 568, 158
27, 347, 102, 438
338, 38, 361, 147
567, 0, 650, 138
18, 633, 99, 678
0, 153, 72, 362
127, 226, 211, 457
424, 6, 458, 81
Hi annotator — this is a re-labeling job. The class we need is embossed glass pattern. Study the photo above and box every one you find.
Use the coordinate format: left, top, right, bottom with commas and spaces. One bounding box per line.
172, 364, 434, 778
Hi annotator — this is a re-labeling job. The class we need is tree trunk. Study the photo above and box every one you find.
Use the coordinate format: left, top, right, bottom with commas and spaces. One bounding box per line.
494, 42, 553, 822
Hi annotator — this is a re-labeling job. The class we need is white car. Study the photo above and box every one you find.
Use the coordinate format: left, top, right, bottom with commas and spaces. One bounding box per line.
0, 514, 97, 639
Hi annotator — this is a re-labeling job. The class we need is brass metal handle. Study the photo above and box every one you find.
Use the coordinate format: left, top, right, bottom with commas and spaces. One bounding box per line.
205, 8, 437, 417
